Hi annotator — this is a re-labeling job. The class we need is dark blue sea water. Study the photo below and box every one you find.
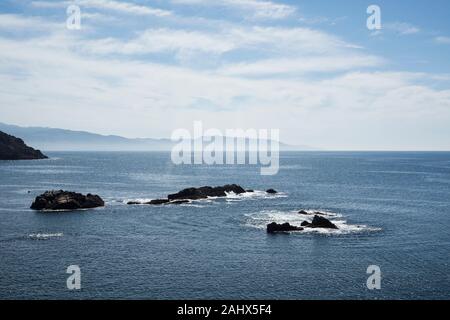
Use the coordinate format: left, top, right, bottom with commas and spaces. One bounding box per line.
0, 152, 449, 299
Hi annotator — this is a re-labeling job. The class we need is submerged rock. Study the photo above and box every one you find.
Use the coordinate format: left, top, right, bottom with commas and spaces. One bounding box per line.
30, 190, 104, 211
266, 189, 278, 194
0, 131, 47, 160
267, 222, 303, 233
127, 199, 190, 205
168, 184, 246, 201
303, 215, 338, 229
127, 201, 141, 205
298, 210, 330, 216
148, 199, 170, 205
169, 200, 190, 205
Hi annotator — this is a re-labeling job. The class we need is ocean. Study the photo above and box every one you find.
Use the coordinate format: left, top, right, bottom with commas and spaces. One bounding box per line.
0, 151, 449, 299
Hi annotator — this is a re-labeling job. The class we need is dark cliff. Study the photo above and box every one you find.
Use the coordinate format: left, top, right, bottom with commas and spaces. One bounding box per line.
0, 131, 47, 160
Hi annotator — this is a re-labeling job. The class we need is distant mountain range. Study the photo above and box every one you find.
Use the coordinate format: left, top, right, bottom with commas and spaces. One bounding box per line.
0, 123, 315, 152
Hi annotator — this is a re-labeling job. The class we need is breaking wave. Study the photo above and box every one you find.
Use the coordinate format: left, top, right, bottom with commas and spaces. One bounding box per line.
244, 209, 381, 235
28, 233, 63, 240
124, 190, 286, 206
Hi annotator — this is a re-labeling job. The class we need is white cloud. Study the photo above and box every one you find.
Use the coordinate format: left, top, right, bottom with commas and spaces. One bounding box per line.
226, 0, 295, 19
81, 11, 119, 23
435, 36, 450, 44
79, 26, 362, 62
227, 26, 359, 52
219, 55, 384, 76
172, 0, 295, 19
0, 13, 60, 30
30, 1, 66, 8
298, 15, 347, 26
32, 0, 172, 17
384, 22, 420, 35
83, 28, 237, 55
75, 25, 377, 77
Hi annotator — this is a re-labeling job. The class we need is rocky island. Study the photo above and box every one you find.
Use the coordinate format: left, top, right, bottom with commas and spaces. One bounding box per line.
267, 214, 339, 233
30, 190, 105, 211
267, 222, 304, 233
301, 215, 338, 229
127, 184, 262, 205
168, 184, 246, 201
0, 131, 47, 160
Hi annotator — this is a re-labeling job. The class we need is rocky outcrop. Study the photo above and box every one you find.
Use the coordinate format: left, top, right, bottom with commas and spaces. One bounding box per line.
298, 210, 330, 216
30, 190, 104, 211
126, 185, 279, 206
0, 131, 47, 160
149, 199, 170, 205
267, 215, 338, 234
302, 215, 338, 229
168, 184, 246, 201
127, 201, 141, 205
266, 189, 278, 194
267, 222, 303, 233
170, 200, 190, 205
127, 199, 190, 205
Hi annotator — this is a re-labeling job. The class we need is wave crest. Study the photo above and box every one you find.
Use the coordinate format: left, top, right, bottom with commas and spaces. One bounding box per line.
28, 232, 63, 240
244, 210, 381, 235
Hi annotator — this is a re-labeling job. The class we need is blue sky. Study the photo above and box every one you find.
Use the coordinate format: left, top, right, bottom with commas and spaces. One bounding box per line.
1, 0, 450, 150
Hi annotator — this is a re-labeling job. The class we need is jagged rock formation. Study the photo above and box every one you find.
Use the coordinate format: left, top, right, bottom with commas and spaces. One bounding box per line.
301, 215, 338, 229
30, 190, 104, 211
267, 222, 303, 233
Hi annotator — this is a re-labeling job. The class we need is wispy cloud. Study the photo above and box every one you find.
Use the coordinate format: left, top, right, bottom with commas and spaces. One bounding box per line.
32, 0, 172, 17
80, 26, 359, 58
384, 22, 420, 35
83, 28, 237, 56
435, 36, 450, 44
172, 0, 295, 19
0, 13, 60, 30
298, 15, 347, 26
75, 25, 376, 76
80, 26, 361, 57
219, 55, 384, 76
81, 11, 119, 23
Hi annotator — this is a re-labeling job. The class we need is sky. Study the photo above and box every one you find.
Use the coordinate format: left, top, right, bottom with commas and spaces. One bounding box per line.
1, 0, 450, 150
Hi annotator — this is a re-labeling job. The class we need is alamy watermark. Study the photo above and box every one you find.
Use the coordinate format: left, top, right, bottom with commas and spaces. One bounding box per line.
66, 4, 81, 30
171, 121, 280, 175
367, 5, 382, 31
66, 265, 81, 290
366, 265, 381, 290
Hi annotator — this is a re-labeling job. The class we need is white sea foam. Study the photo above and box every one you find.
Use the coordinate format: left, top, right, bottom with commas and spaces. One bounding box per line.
224, 190, 287, 200
123, 198, 154, 204
244, 210, 381, 235
39, 207, 95, 212
183, 204, 207, 208
0, 208, 27, 212
124, 190, 285, 206
297, 209, 342, 218
28, 232, 63, 239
